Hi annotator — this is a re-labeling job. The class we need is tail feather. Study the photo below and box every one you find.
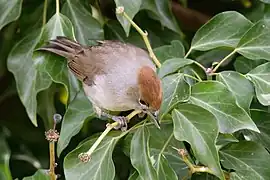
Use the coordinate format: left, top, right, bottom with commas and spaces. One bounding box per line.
37, 36, 82, 59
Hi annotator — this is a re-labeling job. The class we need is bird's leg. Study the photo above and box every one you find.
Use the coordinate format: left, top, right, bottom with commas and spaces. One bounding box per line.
93, 105, 128, 131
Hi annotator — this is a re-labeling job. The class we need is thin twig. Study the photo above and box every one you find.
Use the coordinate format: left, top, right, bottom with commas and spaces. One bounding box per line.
212, 50, 236, 73
116, 7, 161, 68
49, 143, 56, 180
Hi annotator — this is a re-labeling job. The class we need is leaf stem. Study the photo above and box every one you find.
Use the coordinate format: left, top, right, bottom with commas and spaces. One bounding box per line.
116, 7, 161, 68
78, 110, 142, 162
42, 0, 48, 26
183, 74, 200, 82
55, 0, 60, 14
191, 69, 202, 81
49, 142, 56, 180
212, 50, 236, 73
184, 48, 192, 58
193, 61, 206, 72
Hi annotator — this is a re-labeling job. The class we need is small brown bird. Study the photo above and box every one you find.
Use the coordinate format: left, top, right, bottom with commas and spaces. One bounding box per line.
38, 36, 162, 130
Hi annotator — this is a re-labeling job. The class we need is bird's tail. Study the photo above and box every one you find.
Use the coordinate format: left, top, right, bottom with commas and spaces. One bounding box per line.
37, 36, 83, 58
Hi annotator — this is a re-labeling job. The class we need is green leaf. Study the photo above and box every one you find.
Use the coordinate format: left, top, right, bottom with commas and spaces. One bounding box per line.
234, 56, 267, 74
148, 124, 188, 179
23, 169, 50, 180
157, 155, 178, 180
216, 133, 239, 148
247, 62, 270, 106
128, 171, 139, 180
236, 19, 270, 60
57, 89, 94, 156
243, 110, 270, 151
216, 71, 254, 112
172, 104, 224, 180
0, 134, 12, 180
220, 141, 270, 179
260, 0, 270, 4
190, 11, 252, 51
0, 0, 23, 30
37, 84, 56, 129
158, 58, 194, 78
62, 0, 104, 45
190, 81, 259, 133
64, 132, 122, 180
159, 73, 190, 121
114, 0, 142, 36
154, 40, 185, 62
141, 0, 181, 34
34, 13, 80, 103
7, 30, 52, 126
130, 126, 158, 180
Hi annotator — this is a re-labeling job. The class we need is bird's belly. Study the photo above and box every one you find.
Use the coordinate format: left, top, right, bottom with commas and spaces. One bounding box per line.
83, 74, 139, 111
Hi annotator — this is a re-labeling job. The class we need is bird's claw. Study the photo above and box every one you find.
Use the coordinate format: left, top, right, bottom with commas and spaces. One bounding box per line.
112, 116, 128, 131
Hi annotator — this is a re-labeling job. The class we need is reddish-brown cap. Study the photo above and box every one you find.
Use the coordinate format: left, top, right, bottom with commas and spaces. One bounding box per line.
137, 66, 162, 111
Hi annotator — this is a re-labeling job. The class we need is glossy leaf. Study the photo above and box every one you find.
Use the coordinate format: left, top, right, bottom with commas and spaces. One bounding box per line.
0, 134, 12, 180
159, 73, 190, 121
172, 104, 224, 179
148, 124, 188, 179
216, 133, 239, 148
243, 110, 270, 151
247, 62, 270, 106
130, 126, 158, 180
190, 81, 259, 133
7, 30, 52, 126
34, 13, 80, 103
236, 20, 270, 60
158, 58, 194, 78
114, 0, 142, 36
141, 0, 181, 34
260, 0, 270, 4
23, 169, 50, 180
220, 141, 270, 179
0, 0, 23, 30
157, 155, 178, 180
64, 132, 122, 180
216, 71, 254, 112
154, 40, 185, 62
57, 90, 94, 156
234, 56, 267, 74
62, 0, 104, 45
190, 11, 252, 51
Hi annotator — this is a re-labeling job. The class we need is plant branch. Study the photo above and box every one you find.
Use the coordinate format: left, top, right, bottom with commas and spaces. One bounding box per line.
212, 50, 236, 73
116, 7, 161, 68
49, 142, 56, 180
42, 0, 48, 26
184, 48, 192, 58
78, 110, 142, 162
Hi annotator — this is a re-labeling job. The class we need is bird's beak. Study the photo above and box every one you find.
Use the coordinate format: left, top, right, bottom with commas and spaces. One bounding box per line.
145, 110, 161, 129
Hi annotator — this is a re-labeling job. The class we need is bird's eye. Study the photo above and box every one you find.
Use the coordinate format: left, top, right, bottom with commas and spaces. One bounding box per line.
139, 99, 149, 107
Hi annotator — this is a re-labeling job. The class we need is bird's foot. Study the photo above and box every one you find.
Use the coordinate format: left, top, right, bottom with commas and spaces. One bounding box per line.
112, 116, 128, 131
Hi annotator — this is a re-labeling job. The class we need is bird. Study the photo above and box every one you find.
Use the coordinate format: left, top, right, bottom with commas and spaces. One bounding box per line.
38, 36, 162, 131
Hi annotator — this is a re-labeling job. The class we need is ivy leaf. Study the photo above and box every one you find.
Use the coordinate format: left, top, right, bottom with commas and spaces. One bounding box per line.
23, 169, 50, 180
158, 58, 194, 78
247, 62, 270, 106
261, 0, 270, 4
172, 104, 224, 180
34, 13, 80, 103
157, 155, 178, 180
130, 126, 158, 180
216, 71, 254, 112
57, 89, 94, 156
216, 133, 239, 149
0, 0, 23, 30
154, 40, 185, 62
236, 19, 270, 60
159, 73, 190, 121
0, 134, 12, 180
243, 110, 270, 151
114, 0, 142, 36
7, 30, 52, 126
64, 132, 122, 180
62, 0, 104, 45
148, 124, 188, 179
220, 141, 270, 179
128, 171, 139, 180
141, 0, 181, 34
234, 57, 267, 74
190, 81, 259, 133
190, 11, 252, 51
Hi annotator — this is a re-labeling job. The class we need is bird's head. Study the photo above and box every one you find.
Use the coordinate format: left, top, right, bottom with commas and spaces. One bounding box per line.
137, 66, 162, 128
